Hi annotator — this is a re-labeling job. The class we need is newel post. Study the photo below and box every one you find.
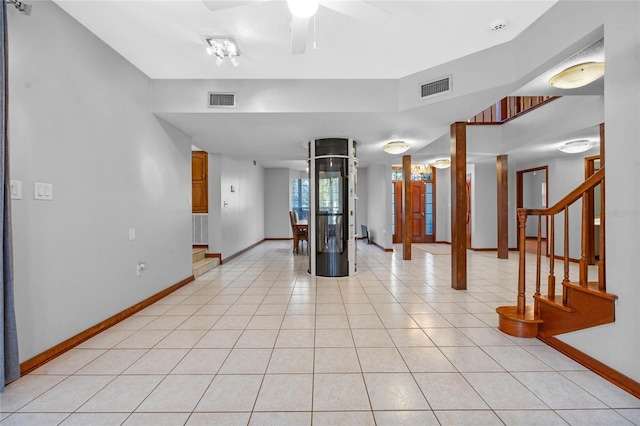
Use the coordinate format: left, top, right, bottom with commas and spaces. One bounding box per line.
517, 209, 528, 314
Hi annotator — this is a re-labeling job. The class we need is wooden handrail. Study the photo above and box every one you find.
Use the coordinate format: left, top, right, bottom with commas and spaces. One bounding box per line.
515, 166, 605, 315
519, 167, 605, 217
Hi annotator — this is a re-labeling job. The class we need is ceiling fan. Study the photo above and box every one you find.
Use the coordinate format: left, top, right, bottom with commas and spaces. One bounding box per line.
201, 0, 389, 55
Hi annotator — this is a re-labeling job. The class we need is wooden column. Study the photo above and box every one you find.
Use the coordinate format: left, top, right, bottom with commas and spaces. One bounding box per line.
451, 122, 467, 290
402, 155, 412, 260
497, 155, 509, 259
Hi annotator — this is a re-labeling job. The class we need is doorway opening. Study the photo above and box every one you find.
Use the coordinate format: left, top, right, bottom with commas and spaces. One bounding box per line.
516, 165, 549, 254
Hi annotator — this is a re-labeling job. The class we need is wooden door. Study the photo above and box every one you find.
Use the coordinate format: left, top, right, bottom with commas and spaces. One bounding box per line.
192, 151, 208, 213
411, 181, 427, 243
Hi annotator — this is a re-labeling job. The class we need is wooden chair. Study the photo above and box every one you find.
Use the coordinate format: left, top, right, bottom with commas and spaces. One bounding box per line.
289, 211, 307, 254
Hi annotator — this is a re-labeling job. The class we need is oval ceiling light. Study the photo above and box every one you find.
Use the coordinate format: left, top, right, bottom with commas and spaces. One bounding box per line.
559, 139, 596, 154
431, 158, 451, 169
287, 0, 319, 18
549, 62, 605, 89
382, 141, 411, 155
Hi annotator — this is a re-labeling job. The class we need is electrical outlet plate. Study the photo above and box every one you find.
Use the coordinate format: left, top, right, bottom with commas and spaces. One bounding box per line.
34, 182, 53, 201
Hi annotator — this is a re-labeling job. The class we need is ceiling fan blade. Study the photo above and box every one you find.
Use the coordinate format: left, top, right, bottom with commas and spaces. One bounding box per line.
201, 1, 258, 12
322, 1, 389, 24
290, 16, 310, 55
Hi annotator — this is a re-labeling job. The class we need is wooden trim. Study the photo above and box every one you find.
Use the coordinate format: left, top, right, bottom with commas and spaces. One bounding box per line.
539, 336, 640, 398
451, 122, 467, 290
553, 254, 580, 264
263, 238, 292, 241
373, 241, 393, 252
205, 253, 221, 260
522, 168, 604, 217
469, 248, 499, 252
402, 155, 412, 260
221, 239, 265, 264
435, 241, 452, 245
19, 275, 195, 376
497, 155, 509, 259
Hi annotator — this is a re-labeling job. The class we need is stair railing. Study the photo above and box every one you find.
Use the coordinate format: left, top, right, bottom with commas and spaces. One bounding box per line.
515, 167, 605, 316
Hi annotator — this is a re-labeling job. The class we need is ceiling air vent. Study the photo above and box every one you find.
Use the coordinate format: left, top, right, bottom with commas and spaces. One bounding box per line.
420, 76, 452, 99
208, 92, 236, 108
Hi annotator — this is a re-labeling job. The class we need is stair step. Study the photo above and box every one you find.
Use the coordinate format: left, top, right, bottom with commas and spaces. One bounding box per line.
563, 281, 618, 301
192, 248, 206, 263
534, 295, 575, 313
496, 305, 543, 338
193, 257, 219, 278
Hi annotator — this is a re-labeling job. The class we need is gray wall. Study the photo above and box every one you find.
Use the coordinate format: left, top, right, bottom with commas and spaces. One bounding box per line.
469, 163, 498, 249
8, 2, 192, 361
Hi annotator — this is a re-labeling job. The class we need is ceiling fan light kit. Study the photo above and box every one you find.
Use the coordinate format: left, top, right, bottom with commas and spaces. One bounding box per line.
549, 62, 605, 89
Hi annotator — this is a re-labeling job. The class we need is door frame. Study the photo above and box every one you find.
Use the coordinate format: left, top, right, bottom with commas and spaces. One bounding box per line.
584, 155, 601, 264
516, 165, 549, 253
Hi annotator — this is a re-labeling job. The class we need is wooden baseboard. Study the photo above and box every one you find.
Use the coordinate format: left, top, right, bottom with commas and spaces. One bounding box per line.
553, 254, 580, 264
205, 253, 221, 260
264, 238, 292, 241
221, 239, 265, 264
469, 248, 498, 252
19, 275, 195, 376
435, 241, 452, 245
372, 241, 393, 252
539, 335, 640, 398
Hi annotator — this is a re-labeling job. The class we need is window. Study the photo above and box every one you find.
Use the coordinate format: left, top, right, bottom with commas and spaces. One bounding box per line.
291, 178, 309, 220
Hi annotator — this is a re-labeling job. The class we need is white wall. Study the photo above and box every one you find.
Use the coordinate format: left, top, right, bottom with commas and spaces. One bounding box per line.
8, 2, 192, 361
355, 168, 368, 238
264, 168, 292, 239
219, 158, 265, 259
470, 163, 498, 249
558, 1, 640, 381
366, 163, 392, 249
435, 167, 451, 243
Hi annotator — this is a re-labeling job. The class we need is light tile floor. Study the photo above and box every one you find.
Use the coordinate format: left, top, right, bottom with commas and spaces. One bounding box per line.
1, 241, 638, 425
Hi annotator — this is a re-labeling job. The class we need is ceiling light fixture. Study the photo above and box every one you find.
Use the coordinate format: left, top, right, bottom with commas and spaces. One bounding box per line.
206, 38, 240, 67
559, 139, 596, 154
382, 141, 411, 155
431, 158, 451, 169
549, 62, 604, 89
287, 0, 319, 18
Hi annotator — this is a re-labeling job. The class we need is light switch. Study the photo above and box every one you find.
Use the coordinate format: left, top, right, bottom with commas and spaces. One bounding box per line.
34, 182, 53, 201
129, 228, 136, 241
10, 180, 21, 200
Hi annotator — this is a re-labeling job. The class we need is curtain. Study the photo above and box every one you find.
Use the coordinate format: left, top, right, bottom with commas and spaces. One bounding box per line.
0, 1, 20, 392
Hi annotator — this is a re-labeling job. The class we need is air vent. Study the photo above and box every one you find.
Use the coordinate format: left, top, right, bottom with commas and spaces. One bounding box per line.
192, 214, 209, 244
420, 76, 452, 99
208, 92, 236, 108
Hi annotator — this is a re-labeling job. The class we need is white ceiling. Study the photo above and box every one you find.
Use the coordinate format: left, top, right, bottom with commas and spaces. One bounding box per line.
52, 0, 604, 170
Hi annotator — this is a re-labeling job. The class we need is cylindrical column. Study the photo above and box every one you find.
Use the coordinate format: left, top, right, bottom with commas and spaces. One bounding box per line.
308, 138, 357, 277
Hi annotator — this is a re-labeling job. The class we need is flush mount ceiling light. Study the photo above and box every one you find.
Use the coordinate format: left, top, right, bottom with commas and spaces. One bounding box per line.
549, 62, 604, 89
382, 141, 411, 155
287, 0, 320, 18
205, 38, 240, 67
431, 158, 451, 169
559, 139, 597, 154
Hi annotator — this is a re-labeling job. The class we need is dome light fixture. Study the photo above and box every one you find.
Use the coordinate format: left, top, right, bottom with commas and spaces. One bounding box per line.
287, 0, 320, 18
431, 158, 451, 169
382, 141, 411, 155
559, 139, 596, 154
549, 62, 605, 89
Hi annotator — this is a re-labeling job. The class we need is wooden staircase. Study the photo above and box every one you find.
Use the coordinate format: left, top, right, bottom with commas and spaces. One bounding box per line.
497, 166, 618, 338
192, 248, 219, 278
